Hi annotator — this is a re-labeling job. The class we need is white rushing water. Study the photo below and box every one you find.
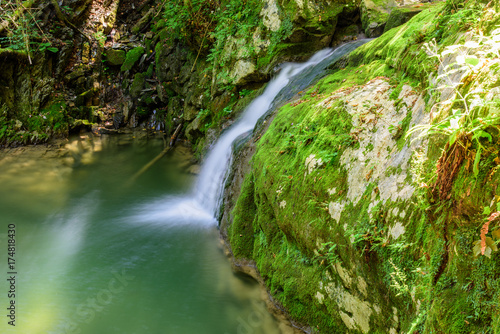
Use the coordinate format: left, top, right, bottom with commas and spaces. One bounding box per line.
194, 48, 335, 215
131, 41, 370, 227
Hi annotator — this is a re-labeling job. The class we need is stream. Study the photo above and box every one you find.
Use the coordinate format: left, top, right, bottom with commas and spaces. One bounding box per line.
0, 40, 368, 334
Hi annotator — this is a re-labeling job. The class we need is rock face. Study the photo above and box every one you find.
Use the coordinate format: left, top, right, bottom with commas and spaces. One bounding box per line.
0, 49, 59, 126
222, 77, 427, 333
105, 49, 126, 66
0, 0, 427, 148
222, 2, 500, 333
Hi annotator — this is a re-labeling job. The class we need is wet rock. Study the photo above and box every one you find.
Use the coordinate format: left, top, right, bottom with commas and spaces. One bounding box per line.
187, 164, 201, 175
260, 0, 281, 32
183, 104, 198, 122
156, 45, 187, 83
185, 117, 203, 142
231, 60, 257, 86
121, 100, 133, 122
168, 97, 183, 117
366, 21, 385, 38
64, 65, 89, 83
157, 83, 168, 103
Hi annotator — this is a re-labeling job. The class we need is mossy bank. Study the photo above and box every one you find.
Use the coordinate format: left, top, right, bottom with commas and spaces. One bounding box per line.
222, 1, 500, 333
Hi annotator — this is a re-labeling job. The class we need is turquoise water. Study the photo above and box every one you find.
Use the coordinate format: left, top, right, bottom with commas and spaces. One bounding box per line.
0, 135, 282, 334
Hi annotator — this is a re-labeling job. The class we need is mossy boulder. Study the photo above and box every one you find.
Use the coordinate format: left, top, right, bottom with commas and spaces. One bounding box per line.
384, 4, 430, 33
105, 49, 127, 66
223, 1, 500, 332
360, 0, 395, 37
121, 47, 145, 72
129, 73, 145, 99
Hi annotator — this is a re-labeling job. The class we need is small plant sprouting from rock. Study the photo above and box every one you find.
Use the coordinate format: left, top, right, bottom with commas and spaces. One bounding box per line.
313, 241, 340, 266
407, 30, 500, 202
388, 258, 410, 297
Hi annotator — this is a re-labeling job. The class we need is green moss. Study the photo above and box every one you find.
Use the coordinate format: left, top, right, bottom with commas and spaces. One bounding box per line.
316, 60, 395, 95
384, 4, 435, 33
225, 1, 500, 332
350, 2, 445, 85
120, 47, 145, 72
145, 63, 154, 78
229, 173, 257, 258
105, 49, 126, 66
129, 73, 146, 98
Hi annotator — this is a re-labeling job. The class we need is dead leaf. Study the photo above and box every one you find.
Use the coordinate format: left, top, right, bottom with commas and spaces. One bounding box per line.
481, 212, 500, 255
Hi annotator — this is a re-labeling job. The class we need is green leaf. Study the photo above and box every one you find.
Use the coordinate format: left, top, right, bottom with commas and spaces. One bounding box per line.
473, 148, 482, 177
492, 228, 500, 240
47, 47, 58, 53
472, 130, 492, 142
484, 246, 492, 258
449, 131, 458, 146
473, 240, 482, 257
486, 237, 498, 252
465, 56, 480, 67
483, 206, 491, 215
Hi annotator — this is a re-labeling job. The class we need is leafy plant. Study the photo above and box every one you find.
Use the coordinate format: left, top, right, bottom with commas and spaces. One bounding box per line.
389, 258, 410, 297
313, 241, 340, 265
93, 31, 106, 48
407, 32, 500, 178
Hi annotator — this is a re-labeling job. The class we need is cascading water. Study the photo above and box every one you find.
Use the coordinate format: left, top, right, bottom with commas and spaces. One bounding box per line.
132, 39, 370, 227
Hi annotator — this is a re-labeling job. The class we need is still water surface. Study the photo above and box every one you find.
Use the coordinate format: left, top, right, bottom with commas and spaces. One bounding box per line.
0, 136, 281, 334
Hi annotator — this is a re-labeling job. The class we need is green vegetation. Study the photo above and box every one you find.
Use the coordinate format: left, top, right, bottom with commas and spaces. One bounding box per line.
0, 99, 68, 146
121, 47, 145, 72
0, 0, 59, 58
226, 0, 500, 332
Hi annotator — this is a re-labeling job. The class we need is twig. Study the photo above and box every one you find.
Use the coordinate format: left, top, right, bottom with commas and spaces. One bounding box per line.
128, 146, 171, 183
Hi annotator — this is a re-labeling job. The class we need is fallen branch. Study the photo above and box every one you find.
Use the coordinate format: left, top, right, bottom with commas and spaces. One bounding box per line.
169, 123, 183, 147
128, 146, 171, 184
128, 123, 183, 183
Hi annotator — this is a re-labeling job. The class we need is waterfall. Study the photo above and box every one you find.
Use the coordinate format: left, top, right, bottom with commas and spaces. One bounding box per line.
194, 40, 370, 216
131, 40, 370, 227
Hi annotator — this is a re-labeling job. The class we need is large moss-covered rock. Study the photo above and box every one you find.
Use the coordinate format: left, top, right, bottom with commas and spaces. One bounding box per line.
129, 73, 146, 99
121, 47, 145, 72
223, 2, 500, 333
105, 49, 127, 66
